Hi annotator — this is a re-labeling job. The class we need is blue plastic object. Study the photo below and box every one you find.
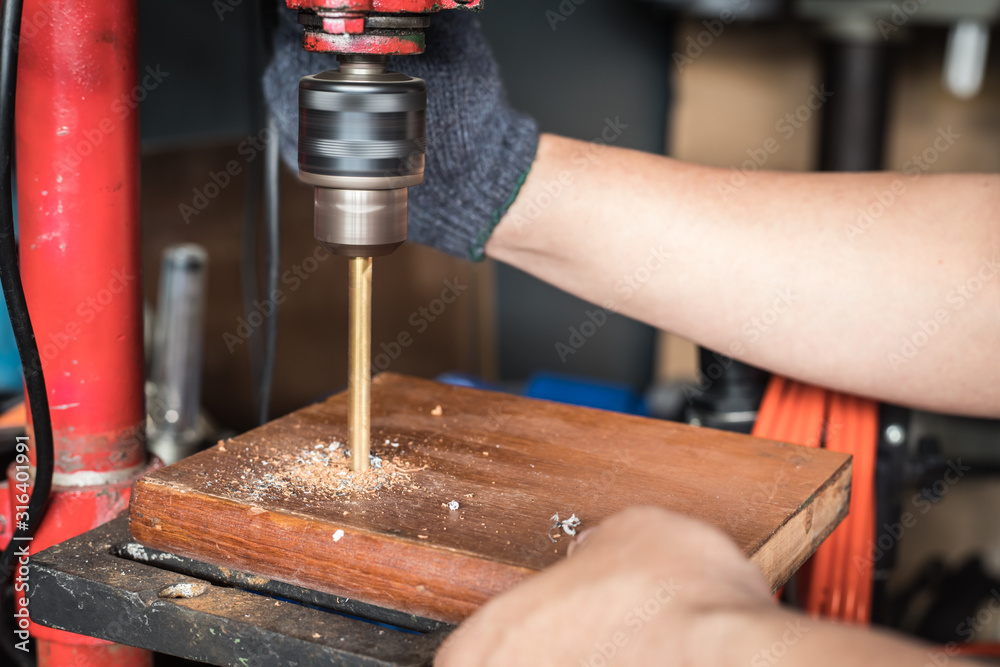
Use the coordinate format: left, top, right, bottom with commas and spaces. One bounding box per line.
0, 187, 22, 393
434, 372, 505, 392
0, 296, 22, 392
437, 371, 647, 416
525, 372, 646, 415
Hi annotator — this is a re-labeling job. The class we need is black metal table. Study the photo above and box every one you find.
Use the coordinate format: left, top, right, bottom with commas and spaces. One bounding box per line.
28, 516, 450, 666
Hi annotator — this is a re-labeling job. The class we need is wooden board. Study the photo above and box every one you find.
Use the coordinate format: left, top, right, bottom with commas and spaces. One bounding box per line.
130, 373, 851, 624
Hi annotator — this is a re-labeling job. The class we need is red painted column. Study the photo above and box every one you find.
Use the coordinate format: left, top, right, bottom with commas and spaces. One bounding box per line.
13, 0, 150, 663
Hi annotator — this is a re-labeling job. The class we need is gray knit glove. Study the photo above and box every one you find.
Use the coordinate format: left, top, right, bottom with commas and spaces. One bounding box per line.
263, 10, 539, 261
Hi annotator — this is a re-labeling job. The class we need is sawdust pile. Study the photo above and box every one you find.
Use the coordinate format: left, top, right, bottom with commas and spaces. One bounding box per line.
224, 439, 426, 503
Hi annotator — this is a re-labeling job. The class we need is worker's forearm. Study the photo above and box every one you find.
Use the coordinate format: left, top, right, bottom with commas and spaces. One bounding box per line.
486, 134, 1000, 418
697, 606, 983, 667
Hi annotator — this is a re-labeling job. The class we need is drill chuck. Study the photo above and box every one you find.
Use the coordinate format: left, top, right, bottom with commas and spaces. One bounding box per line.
298, 56, 426, 257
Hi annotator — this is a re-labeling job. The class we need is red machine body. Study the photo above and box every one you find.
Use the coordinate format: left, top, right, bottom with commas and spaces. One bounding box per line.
8, 0, 151, 664
289, 0, 482, 53
289, 0, 480, 9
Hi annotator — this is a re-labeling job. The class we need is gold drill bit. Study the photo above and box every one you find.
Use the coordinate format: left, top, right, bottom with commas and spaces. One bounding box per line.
348, 256, 372, 473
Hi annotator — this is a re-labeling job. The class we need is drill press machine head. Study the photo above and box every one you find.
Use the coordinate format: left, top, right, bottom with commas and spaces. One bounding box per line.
298, 55, 425, 258
288, 0, 482, 257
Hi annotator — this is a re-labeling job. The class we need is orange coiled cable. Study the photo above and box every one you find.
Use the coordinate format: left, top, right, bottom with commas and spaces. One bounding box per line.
752, 376, 877, 624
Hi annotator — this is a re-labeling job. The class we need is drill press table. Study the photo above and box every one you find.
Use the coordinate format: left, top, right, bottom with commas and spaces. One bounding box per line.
30, 373, 851, 665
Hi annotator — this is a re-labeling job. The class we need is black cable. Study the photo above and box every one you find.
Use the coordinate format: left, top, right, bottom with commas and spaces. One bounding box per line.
241, 147, 264, 420
246, 0, 280, 426
259, 111, 280, 425
241, 0, 266, 422
0, 0, 53, 575
0, 0, 54, 663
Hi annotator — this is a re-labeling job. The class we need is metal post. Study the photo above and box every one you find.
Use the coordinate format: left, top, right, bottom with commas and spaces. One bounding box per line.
13, 0, 150, 662
818, 38, 890, 172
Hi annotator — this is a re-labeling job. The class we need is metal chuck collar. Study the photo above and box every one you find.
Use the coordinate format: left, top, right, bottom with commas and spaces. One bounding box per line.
298, 55, 427, 257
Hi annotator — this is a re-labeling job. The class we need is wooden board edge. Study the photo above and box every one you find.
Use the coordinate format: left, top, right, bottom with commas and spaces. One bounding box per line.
128, 478, 535, 624
749, 457, 853, 591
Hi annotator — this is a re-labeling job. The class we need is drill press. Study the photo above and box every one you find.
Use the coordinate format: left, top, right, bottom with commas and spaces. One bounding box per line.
287, 0, 481, 472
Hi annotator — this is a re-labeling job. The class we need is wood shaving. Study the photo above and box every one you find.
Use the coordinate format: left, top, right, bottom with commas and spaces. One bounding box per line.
561, 514, 582, 536
549, 513, 583, 541
220, 439, 426, 503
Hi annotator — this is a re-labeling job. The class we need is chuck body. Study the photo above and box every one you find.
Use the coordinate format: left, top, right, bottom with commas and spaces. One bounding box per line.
298, 57, 426, 257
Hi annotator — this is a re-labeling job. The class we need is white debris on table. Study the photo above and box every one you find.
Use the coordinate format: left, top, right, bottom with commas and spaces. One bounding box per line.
549, 512, 582, 541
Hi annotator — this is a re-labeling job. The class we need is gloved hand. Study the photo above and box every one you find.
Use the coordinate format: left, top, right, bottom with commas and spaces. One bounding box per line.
263, 9, 539, 261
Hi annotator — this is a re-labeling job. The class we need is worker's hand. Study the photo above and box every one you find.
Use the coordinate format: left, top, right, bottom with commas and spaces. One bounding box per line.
263, 9, 539, 261
434, 506, 776, 666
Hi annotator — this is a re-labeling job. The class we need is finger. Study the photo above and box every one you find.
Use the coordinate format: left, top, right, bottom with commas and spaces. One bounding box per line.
433, 631, 457, 667
434, 611, 493, 666
567, 526, 599, 557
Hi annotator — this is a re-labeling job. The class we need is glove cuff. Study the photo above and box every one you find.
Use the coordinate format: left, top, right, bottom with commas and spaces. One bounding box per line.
411, 109, 539, 261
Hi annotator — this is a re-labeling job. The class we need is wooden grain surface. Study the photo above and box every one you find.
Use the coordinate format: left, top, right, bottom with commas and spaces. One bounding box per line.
130, 373, 852, 624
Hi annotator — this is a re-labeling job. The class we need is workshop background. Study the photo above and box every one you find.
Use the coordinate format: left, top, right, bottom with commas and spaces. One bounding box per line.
128, 0, 1000, 654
